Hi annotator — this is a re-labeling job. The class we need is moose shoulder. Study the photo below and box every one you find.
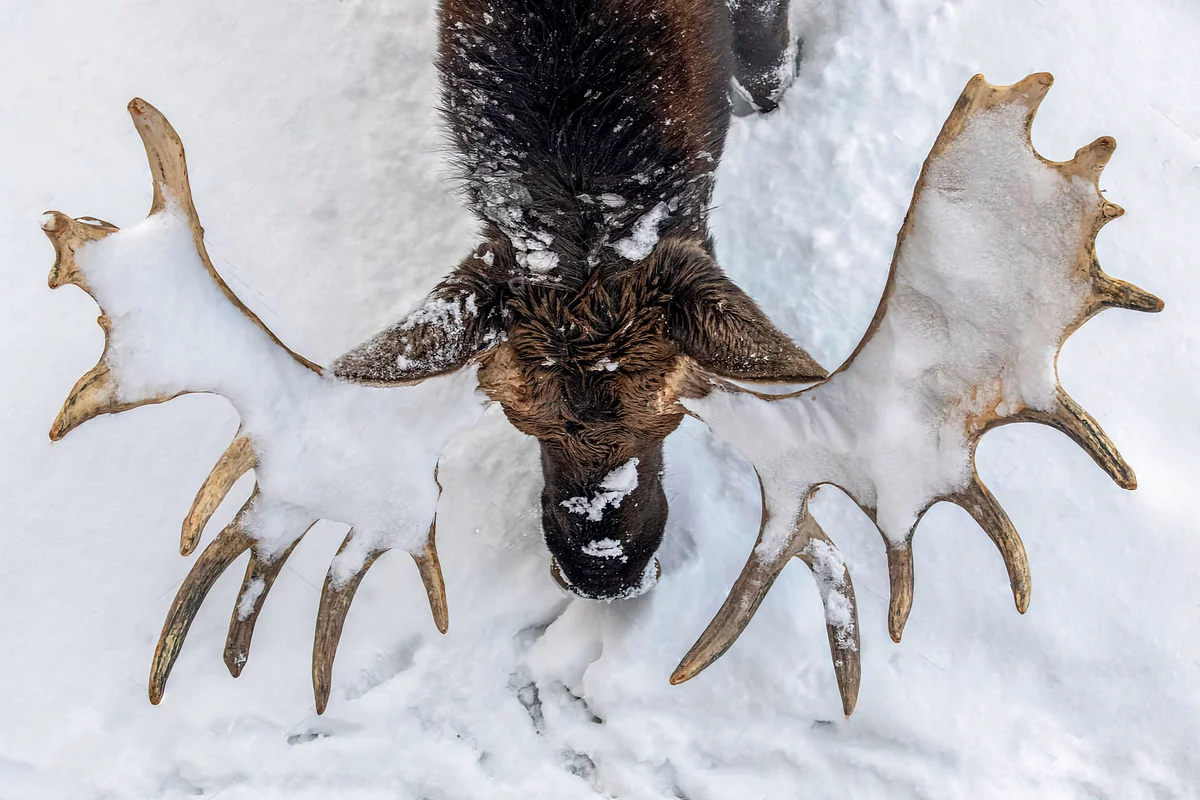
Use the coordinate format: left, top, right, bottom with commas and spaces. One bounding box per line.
334, 0, 822, 599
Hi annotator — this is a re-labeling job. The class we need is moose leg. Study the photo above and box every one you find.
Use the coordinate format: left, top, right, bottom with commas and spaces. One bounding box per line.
729, 0, 797, 115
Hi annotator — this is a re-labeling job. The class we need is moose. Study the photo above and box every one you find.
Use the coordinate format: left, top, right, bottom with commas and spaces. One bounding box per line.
332, 0, 826, 601
43, 0, 1160, 716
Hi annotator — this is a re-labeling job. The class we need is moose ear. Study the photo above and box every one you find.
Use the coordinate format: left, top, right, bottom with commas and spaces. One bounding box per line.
333, 246, 509, 383
659, 241, 827, 382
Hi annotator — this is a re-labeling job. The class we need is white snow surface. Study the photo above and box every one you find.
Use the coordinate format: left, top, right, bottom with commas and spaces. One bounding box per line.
2, 2, 1199, 799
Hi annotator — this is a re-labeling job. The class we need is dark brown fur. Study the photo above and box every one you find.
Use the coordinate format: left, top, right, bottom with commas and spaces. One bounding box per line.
336, 0, 819, 599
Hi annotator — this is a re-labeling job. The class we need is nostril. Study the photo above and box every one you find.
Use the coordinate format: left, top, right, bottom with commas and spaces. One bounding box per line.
550, 556, 571, 591
548, 556, 661, 600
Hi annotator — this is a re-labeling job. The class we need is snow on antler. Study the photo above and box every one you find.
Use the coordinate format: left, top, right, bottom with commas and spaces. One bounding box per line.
44, 99, 486, 712
672, 73, 1163, 715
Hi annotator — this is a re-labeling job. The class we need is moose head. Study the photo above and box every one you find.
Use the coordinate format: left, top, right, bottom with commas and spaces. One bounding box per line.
326, 0, 828, 600
334, 236, 825, 600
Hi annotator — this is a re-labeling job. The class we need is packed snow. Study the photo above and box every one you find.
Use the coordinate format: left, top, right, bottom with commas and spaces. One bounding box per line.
561, 458, 641, 523
802, 537, 856, 651
581, 539, 626, 560
612, 202, 671, 261
1, 1, 1198, 799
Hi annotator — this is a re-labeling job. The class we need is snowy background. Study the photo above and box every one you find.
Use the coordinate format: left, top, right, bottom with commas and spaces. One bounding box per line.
2, 0, 1198, 797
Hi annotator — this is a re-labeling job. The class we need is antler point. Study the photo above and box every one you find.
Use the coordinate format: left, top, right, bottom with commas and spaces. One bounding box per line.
669, 664, 695, 686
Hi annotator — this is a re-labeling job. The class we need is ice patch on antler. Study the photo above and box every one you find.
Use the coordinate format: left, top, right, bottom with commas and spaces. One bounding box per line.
802, 539, 856, 652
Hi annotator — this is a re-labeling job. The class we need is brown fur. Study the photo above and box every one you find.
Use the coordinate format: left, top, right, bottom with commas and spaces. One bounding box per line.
338, 0, 817, 599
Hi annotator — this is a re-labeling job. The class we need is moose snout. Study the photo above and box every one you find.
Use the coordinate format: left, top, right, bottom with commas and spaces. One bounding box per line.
538, 447, 669, 600
540, 495, 665, 599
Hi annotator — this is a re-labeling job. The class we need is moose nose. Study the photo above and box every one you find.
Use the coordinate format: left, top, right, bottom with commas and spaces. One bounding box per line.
550, 556, 662, 600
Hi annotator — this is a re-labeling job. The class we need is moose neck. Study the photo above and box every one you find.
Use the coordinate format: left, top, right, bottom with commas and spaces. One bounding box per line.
438, 0, 733, 286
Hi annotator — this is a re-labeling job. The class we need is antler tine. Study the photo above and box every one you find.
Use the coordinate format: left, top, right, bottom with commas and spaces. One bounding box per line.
672, 484, 861, 716
793, 515, 861, 716
1091, 272, 1165, 314
43, 212, 117, 292
1058, 136, 1117, 180
150, 492, 257, 704
182, 436, 257, 556
1020, 386, 1137, 490
312, 533, 388, 715
669, 509, 789, 686
50, 348, 118, 440
224, 525, 315, 678
852, 500, 933, 644
413, 524, 450, 635
940, 72, 1052, 144
949, 479, 1031, 614
885, 541, 915, 643
312, 521, 451, 714
126, 98, 322, 375
419, 464, 451, 635
127, 97, 194, 218
985, 71, 1054, 114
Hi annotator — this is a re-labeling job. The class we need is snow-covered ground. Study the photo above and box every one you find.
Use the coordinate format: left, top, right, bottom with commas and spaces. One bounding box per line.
2, 0, 1198, 797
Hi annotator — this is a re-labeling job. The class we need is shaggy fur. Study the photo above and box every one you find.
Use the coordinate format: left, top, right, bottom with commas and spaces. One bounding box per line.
336, 0, 818, 599
438, 0, 732, 286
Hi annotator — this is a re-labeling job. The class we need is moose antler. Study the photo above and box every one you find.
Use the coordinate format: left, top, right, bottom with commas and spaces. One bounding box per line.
671, 73, 1163, 715
44, 99, 486, 712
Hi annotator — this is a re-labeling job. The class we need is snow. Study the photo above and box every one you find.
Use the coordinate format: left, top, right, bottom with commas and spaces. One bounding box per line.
802, 536, 856, 651
561, 458, 641, 523
581, 539, 626, 560
612, 202, 671, 261
236, 577, 267, 622
2, 1, 1199, 799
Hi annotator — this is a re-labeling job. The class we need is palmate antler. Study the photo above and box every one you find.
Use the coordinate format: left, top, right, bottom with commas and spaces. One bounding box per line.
671, 73, 1163, 714
44, 100, 486, 712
